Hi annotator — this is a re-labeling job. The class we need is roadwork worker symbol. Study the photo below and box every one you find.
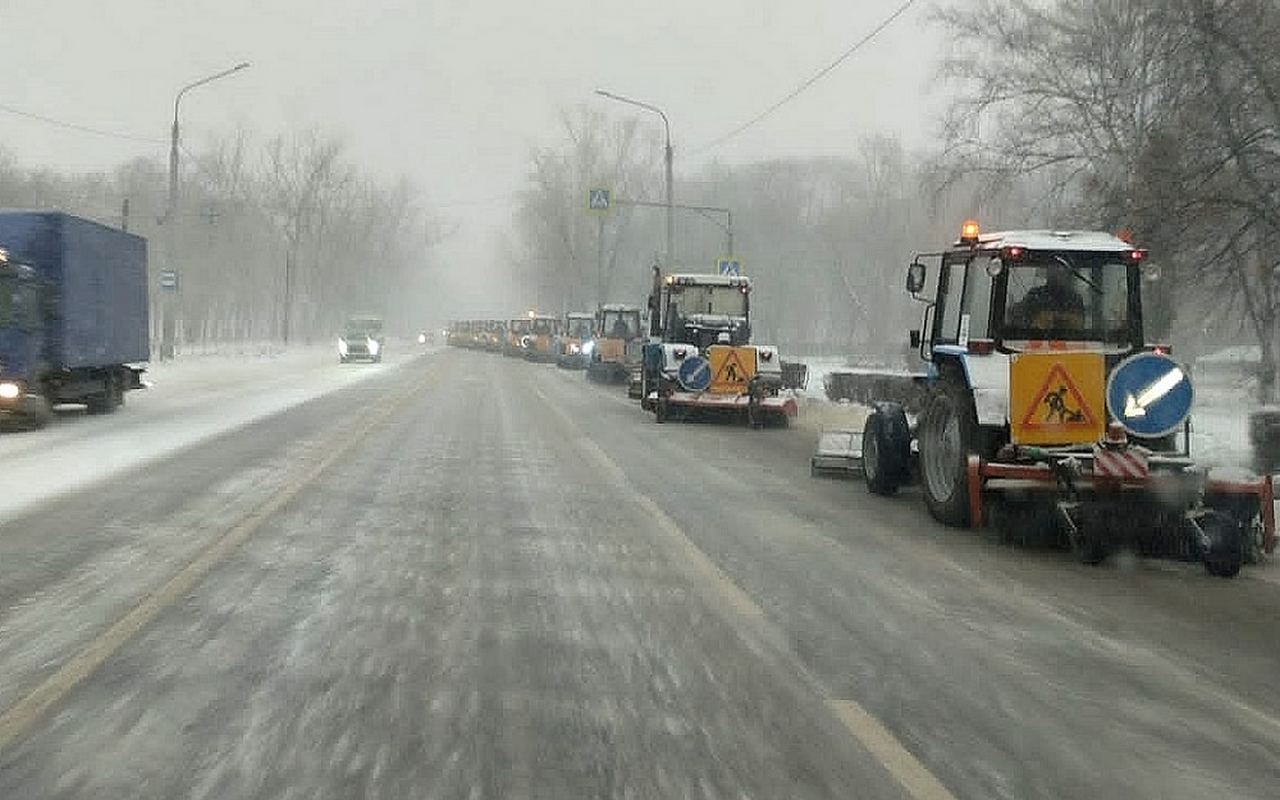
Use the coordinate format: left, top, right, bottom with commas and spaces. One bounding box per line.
1010, 352, 1105, 445
1043, 384, 1086, 424
708, 346, 757, 394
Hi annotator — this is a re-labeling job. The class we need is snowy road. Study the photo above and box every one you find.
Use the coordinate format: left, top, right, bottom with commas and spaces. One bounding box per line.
0, 345, 419, 523
1, 347, 1279, 799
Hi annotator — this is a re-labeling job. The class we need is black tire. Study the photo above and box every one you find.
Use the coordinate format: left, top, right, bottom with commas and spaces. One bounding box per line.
1201, 511, 1244, 578
917, 377, 980, 526
1070, 529, 1109, 565
864, 403, 911, 496
655, 397, 669, 424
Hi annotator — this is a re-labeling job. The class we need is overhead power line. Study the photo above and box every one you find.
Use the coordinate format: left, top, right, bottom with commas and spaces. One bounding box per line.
691, 0, 921, 156
0, 102, 164, 145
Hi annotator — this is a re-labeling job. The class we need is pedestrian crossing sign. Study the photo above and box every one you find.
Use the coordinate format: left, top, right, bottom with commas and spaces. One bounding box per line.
587, 188, 611, 213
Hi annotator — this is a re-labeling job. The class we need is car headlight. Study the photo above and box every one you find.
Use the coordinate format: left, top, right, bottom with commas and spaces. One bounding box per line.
0, 381, 21, 400
367, 338, 381, 355
338, 338, 349, 356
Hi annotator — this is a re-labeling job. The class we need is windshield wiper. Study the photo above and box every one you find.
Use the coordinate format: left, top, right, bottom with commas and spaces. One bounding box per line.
1053, 255, 1102, 295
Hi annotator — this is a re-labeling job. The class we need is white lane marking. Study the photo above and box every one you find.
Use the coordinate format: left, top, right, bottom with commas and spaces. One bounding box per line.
530, 382, 956, 800
0, 371, 438, 752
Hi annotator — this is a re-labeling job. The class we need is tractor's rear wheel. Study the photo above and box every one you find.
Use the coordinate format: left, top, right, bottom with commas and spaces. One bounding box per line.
918, 378, 979, 526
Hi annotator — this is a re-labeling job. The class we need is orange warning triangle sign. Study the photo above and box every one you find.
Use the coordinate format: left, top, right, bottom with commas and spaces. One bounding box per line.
715, 349, 750, 383
1020, 363, 1098, 429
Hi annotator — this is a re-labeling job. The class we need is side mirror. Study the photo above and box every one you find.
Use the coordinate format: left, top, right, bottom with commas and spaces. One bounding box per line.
909, 329, 921, 349
906, 261, 927, 296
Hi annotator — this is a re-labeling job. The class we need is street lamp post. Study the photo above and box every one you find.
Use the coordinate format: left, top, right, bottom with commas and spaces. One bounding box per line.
167, 62, 250, 222
161, 62, 249, 360
594, 89, 674, 270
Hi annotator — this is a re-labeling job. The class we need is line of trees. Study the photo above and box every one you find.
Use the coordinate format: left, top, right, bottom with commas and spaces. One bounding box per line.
0, 128, 439, 351
939, 0, 1280, 397
511, 0, 1280, 394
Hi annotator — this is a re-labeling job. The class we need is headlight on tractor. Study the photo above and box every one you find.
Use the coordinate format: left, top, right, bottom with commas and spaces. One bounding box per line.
582, 340, 596, 356
569, 343, 580, 355
338, 338, 349, 356
367, 338, 381, 356
0, 381, 21, 400
417, 332, 427, 344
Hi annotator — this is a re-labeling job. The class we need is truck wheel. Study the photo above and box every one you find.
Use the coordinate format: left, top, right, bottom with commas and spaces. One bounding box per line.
918, 378, 979, 526
863, 402, 911, 496
1201, 511, 1244, 578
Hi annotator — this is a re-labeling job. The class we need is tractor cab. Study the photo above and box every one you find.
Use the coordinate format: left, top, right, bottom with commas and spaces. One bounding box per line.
651, 273, 752, 350
556, 312, 595, 369
857, 221, 1274, 577
587, 303, 643, 383
524, 314, 561, 362
505, 317, 532, 357
639, 269, 795, 427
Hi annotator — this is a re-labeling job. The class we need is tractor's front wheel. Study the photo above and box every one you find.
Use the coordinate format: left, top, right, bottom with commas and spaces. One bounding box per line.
1201, 511, 1244, 578
918, 378, 980, 526
863, 402, 911, 496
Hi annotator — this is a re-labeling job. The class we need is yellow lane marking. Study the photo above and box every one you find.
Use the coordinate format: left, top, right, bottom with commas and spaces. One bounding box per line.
530, 381, 956, 800
0, 370, 438, 752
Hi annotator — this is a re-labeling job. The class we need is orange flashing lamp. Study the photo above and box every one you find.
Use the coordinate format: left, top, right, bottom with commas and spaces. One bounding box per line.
960, 220, 981, 245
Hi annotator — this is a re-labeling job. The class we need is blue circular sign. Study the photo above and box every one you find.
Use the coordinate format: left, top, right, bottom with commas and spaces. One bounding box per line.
1106, 352, 1194, 438
677, 355, 712, 392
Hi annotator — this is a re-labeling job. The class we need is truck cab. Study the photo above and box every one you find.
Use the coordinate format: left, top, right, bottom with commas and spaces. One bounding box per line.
338, 315, 385, 363
0, 252, 46, 420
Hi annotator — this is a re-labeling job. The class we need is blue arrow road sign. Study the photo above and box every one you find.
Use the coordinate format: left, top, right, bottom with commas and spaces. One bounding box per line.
1106, 352, 1194, 437
678, 355, 712, 392
717, 258, 740, 276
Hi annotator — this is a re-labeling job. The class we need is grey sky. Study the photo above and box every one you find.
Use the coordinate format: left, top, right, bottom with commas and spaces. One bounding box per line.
0, 0, 944, 268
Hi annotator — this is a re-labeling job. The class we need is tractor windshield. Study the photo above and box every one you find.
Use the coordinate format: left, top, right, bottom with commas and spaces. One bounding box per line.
1002, 254, 1134, 344
669, 285, 747, 318
531, 318, 556, 335
509, 319, 531, 334
601, 310, 639, 339
566, 318, 594, 338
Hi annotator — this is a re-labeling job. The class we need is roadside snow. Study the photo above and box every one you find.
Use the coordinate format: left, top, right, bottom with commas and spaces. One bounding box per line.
0, 345, 424, 523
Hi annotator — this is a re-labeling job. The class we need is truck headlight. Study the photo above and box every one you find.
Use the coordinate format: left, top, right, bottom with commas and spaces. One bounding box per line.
338, 338, 349, 356
367, 338, 381, 356
0, 381, 21, 399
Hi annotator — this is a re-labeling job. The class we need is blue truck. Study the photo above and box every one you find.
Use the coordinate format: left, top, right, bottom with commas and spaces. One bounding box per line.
0, 212, 149, 427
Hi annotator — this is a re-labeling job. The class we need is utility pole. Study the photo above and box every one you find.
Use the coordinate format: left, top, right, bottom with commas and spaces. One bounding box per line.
596, 214, 606, 307
163, 62, 250, 360
594, 90, 674, 268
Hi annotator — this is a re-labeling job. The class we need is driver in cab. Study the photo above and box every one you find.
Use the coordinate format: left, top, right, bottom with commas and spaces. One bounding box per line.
1010, 263, 1086, 331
